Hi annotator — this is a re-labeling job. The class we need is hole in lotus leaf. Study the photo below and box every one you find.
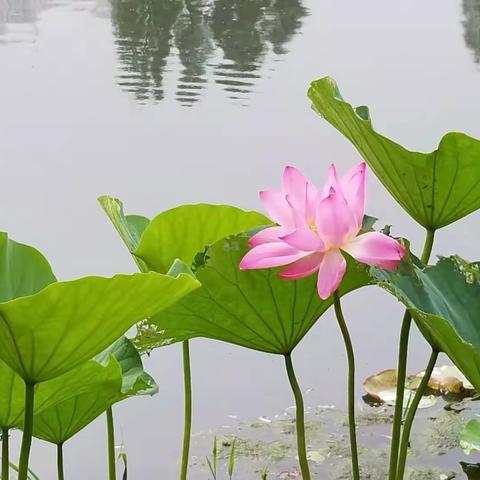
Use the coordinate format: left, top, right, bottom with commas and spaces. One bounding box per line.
452, 257, 480, 284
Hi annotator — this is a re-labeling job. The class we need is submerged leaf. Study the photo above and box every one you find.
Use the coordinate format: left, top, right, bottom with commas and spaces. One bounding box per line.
308, 77, 480, 229
417, 365, 475, 394
0, 271, 199, 383
363, 365, 473, 409
363, 368, 437, 408
363, 369, 399, 402
135, 204, 270, 273
306, 451, 325, 465
374, 256, 480, 390
135, 234, 373, 354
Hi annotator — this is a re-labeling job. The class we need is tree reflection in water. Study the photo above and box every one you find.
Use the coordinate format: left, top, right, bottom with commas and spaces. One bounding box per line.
0, 0, 48, 41
111, 0, 308, 105
462, 0, 480, 64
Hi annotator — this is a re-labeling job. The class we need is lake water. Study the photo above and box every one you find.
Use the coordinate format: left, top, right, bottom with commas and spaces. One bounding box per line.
1, 0, 480, 478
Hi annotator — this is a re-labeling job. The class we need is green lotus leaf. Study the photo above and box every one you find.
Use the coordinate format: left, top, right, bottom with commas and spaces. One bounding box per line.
0, 272, 200, 383
0, 357, 123, 430
461, 420, 480, 455
96, 336, 158, 396
0, 360, 26, 429
0, 232, 58, 428
374, 256, 480, 390
31, 357, 124, 445
98, 196, 150, 271
0, 232, 56, 302
308, 77, 480, 229
134, 204, 271, 273
134, 234, 373, 354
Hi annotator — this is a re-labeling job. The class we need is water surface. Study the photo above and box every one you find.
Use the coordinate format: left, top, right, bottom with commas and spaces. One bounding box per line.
1, 0, 480, 477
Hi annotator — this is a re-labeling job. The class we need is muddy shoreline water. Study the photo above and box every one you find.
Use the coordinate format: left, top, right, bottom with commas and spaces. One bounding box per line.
190, 396, 479, 479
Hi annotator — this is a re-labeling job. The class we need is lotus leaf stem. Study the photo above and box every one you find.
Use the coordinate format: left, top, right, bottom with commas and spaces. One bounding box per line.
333, 291, 360, 480
284, 353, 311, 480
106, 407, 117, 480
180, 340, 192, 480
57, 443, 65, 480
18, 382, 35, 480
1, 428, 9, 480
388, 228, 435, 480
396, 349, 438, 479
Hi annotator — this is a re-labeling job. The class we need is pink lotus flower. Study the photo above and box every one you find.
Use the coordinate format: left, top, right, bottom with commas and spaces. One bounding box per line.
239, 163, 405, 299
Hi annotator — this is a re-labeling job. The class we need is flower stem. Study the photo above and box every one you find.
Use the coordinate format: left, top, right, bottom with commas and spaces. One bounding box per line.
180, 340, 192, 480
2, 428, 9, 480
388, 310, 411, 480
284, 353, 311, 480
18, 382, 35, 480
333, 291, 360, 480
106, 407, 116, 480
396, 349, 438, 480
420, 229, 436, 265
388, 228, 435, 480
57, 443, 65, 480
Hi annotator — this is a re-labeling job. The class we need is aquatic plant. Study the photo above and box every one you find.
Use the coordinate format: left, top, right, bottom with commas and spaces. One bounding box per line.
0, 232, 198, 479
99, 197, 267, 480
132, 229, 373, 480
309, 76, 480, 479
239, 163, 404, 479
240, 164, 404, 298
2, 75, 480, 480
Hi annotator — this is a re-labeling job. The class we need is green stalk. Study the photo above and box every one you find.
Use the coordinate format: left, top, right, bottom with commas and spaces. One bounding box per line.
396, 350, 438, 479
333, 292, 360, 480
180, 340, 192, 480
2, 428, 9, 480
106, 407, 117, 480
387, 310, 412, 480
18, 382, 35, 480
388, 228, 435, 480
126, 242, 194, 480
57, 443, 65, 480
284, 353, 311, 480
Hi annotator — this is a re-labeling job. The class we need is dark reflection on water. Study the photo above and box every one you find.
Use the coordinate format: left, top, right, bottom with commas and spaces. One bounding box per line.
111, 0, 308, 105
462, 0, 480, 64
461, 461, 480, 479
174, 0, 214, 104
